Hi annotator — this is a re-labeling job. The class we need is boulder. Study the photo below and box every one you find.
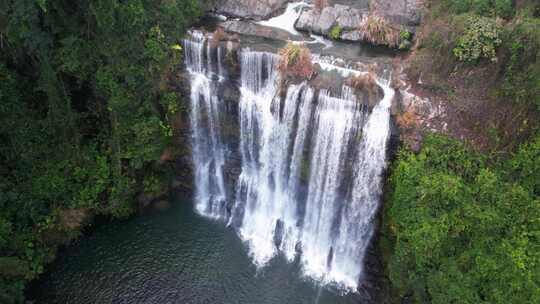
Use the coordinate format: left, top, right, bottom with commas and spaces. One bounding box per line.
314, 7, 338, 34
340, 30, 362, 41
294, 1, 423, 43
295, 8, 316, 31
210, 0, 290, 20
295, 5, 366, 37
335, 5, 364, 30
370, 0, 424, 26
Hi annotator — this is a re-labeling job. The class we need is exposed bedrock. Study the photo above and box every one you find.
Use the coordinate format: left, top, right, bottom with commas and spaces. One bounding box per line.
371, 0, 424, 27
295, 4, 367, 35
295, 0, 425, 43
206, 0, 290, 20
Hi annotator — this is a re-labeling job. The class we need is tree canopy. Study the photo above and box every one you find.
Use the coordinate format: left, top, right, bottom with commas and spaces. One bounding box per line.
0, 1, 201, 302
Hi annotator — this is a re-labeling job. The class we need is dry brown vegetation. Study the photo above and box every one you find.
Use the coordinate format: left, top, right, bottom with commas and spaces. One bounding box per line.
396, 109, 420, 130
314, 0, 330, 12
346, 72, 378, 95
278, 43, 314, 79
358, 14, 400, 47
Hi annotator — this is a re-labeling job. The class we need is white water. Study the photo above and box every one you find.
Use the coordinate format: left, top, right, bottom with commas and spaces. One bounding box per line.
299, 87, 364, 287
258, 2, 308, 36
184, 33, 228, 219
186, 38, 394, 291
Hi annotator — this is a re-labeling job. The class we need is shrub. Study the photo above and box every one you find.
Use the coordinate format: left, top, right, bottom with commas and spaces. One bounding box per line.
277, 43, 314, 79
396, 109, 419, 130
442, 0, 514, 18
386, 134, 540, 304
399, 29, 412, 41
399, 29, 413, 49
358, 15, 400, 47
453, 15, 502, 62
499, 14, 540, 111
329, 25, 342, 40
346, 72, 377, 95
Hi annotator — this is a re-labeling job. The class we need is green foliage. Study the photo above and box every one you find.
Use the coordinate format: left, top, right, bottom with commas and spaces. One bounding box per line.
386, 134, 540, 303
399, 29, 412, 41
510, 135, 540, 196
329, 25, 342, 40
453, 15, 502, 62
399, 29, 413, 49
0, 0, 201, 301
441, 0, 514, 18
499, 14, 540, 111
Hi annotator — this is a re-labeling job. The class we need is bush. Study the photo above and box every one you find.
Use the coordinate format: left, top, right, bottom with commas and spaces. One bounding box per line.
358, 15, 400, 47
386, 134, 540, 303
277, 43, 314, 79
399, 29, 412, 41
345, 72, 377, 95
453, 15, 502, 62
442, 0, 514, 18
499, 14, 540, 111
329, 25, 341, 40
396, 109, 419, 130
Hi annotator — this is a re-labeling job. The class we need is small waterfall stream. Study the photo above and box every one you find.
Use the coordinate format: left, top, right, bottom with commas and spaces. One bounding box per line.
184, 33, 393, 292
184, 33, 228, 219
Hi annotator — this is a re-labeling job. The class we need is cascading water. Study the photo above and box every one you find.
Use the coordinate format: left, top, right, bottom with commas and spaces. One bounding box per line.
185, 36, 394, 291
231, 51, 314, 264
299, 87, 366, 286
184, 33, 228, 219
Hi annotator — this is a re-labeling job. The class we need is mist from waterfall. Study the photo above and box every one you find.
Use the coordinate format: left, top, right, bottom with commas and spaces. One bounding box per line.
185, 36, 393, 291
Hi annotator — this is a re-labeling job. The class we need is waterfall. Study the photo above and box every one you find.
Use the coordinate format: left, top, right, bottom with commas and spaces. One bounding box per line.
231, 51, 314, 264
299, 87, 366, 286
184, 33, 228, 219
185, 39, 393, 291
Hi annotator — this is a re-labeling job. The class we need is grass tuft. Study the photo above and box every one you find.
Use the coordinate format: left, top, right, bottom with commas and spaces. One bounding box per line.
277, 43, 314, 79
358, 14, 400, 47
346, 72, 378, 95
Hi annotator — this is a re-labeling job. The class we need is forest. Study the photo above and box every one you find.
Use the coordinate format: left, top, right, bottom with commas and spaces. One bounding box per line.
383, 1, 540, 303
0, 0, 201, 302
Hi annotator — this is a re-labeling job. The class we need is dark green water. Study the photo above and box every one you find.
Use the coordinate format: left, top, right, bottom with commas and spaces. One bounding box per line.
32, 195, 363, 304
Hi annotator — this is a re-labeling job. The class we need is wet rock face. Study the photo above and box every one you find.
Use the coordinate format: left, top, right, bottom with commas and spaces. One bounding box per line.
209, 0, 290, 20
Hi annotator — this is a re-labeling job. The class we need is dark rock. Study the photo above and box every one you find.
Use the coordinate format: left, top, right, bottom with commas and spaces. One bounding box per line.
137, 193, 153, 209
154, 200, 171, 211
